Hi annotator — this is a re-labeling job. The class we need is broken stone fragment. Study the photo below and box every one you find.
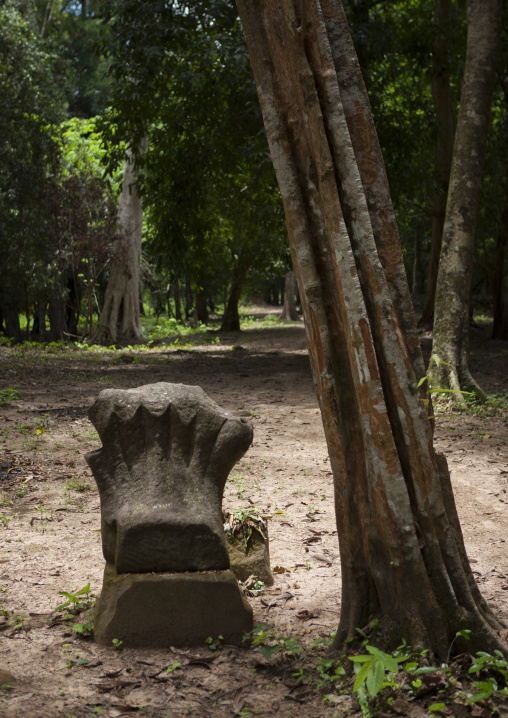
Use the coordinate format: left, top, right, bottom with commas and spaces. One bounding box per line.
85, 383, 253, 573
225, 513, 274, 586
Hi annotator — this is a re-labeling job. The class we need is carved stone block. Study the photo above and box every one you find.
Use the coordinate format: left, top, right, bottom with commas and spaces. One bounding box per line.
94, 565, 253, 647
85, 383, 254, 646
86, 383, 253, 573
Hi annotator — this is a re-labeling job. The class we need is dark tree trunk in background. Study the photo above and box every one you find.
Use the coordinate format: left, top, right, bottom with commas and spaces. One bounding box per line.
280, 270, 299, 321
220, 267, 247, 332
1, 301, 22, 342
492, 187, 508, 340
48, 289, 68, 342
173, 280, 182, 321
412, 233, 425, 300
430, 0, 501, 402
36, 300, 47, 341
90, 146, 146, 346
420, 0, 456, 325
236, 0, 507, 657
196, 291, 208, 324
185, 276, 193, 320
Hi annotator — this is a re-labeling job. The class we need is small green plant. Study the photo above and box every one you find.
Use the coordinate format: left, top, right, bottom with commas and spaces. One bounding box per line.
0, 494, 13, 507
54, 584, 92, 613
72, 619, 93, 636
112, 638, 123, 652
467, 649, 508, 704
166, 662, 182, 673
205, 634, 224, 651
315, 658, 346, 689
0, 388, 20, 406
244, 624, 302, 661
64, 477, 90, 494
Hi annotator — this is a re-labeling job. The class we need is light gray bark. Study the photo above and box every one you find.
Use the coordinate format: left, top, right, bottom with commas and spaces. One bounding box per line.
430, 0, 501, 401
90, 146, 146, 346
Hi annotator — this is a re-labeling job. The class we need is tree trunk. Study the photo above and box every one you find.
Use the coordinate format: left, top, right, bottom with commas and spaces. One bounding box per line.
89, 146, 146, 346
220, 268, 247, 332
412, 233, 425, 301
280, 270, 299, 321
430, 0, 501, 401
419, 0, 456, 325
196, 290, 208, 324
492, 187, 508, 340
48, 288, 68, 342
0, 300, 22, 342
185, 276, 193, 320
236, 0, 507, 657
173, 279, 182, 321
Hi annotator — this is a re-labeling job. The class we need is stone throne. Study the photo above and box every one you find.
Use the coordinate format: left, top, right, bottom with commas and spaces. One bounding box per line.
86, 383, 254, 647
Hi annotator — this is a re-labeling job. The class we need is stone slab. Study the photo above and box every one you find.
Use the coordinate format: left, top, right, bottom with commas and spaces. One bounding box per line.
94, 564, 253, 647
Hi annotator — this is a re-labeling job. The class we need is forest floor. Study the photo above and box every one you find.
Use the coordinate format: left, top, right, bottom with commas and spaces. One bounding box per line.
0, 307, 507, 718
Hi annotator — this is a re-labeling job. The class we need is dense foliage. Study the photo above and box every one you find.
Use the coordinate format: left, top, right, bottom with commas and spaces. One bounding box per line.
0, 0, 507, 339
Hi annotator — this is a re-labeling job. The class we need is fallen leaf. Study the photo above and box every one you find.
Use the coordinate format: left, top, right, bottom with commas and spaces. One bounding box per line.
232, 688, 247, 715
115, 704, 140, 712
296, 609, 319, 620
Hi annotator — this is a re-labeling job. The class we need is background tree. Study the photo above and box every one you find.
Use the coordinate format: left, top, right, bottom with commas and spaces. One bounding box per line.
95, 0, 288, 332
0, 0, 65, 339
419, 0, 457, 323
430, 0, 502, 401
90, 144, 146, 345
236, 0, 508, 656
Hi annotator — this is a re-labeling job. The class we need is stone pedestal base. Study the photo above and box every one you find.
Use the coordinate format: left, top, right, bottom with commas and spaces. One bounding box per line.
94, 564, 253, 647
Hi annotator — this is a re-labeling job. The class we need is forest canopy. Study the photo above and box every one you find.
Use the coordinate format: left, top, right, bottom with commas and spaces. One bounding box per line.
0, 0, 506, 347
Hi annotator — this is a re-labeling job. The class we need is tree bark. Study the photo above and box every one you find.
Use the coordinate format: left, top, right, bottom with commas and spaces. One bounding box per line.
89, 146, 146, 346
220, 267, 247, 332
280, 270, 299, 321
430, 0, 501, 401
419, 0, 456, 325
236, 0, 507, 656
491, 186, 508, 340
48, 288, 68, 342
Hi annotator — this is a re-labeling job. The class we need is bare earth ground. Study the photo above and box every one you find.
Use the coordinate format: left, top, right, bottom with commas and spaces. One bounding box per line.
0, 311, 507, 718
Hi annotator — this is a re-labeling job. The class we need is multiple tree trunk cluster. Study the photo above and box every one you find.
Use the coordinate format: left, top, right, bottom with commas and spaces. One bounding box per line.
235, 0, 507, 656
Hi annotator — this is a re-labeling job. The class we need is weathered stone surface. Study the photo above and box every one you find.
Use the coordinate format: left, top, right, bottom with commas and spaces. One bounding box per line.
94, 564, 253, 647
0, 669, 16, 687
85, 383, 253, 573
227, 527, 274, 586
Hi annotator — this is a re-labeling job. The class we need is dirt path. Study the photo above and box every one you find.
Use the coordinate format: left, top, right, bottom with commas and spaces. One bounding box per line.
0, 320, 507, 717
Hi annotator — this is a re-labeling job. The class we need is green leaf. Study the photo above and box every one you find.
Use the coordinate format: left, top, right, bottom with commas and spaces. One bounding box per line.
366, 659, 385, 697
413, 666, 439, 675
428, 703, 446, 712
353, 657, 374, 693
365, 645, 399, 673
77, 658, 89, 665
467, 679, 496, 704
259, 645, 280, 660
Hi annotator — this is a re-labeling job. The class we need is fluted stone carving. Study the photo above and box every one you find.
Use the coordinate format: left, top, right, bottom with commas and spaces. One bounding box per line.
86, 383, 253, 573
85, 383, 254, 646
